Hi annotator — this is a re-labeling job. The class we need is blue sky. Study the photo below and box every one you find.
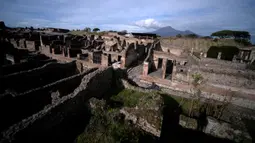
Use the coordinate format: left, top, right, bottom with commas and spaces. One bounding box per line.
0, 0, 255, 36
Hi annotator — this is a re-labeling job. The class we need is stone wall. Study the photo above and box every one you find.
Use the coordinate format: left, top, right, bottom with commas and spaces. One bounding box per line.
125, 47, 138, 67
191, 61, 255, 89
0, 68, 97, 132
118, 78, 252, 142
0, 67, 113, 143
25, 41, 35, 51
118, 78, 154, 93
0, 61, 78, 94
1, 59, 57, 76
111, 54, 119, 63
199, 71, 255, 89
160, 38, 244, 53
200, 58, 246, 70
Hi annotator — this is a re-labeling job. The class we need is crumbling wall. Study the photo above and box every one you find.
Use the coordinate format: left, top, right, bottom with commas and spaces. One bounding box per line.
191, 59, 255, 89
160, 38, 244, 53
136, 44, 146, 59
0, 62, 78, 94
0, 67, 113, 143
25, 41, 35, 51
0, 68, 97, 132
196, 71, 255, 89
1, 59, 57, 76
125, 47, 138, 67
111, 54, 119, 63
200, 58, 246, 70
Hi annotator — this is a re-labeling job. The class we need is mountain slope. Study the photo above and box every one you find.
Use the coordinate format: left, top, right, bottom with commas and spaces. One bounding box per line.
151, 26, 196, 37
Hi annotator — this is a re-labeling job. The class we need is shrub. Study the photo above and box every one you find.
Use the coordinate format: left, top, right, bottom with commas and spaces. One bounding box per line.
192, 73, 203, 86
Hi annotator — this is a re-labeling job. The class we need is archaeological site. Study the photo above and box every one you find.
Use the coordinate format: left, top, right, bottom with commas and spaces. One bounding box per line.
1, 20, 255, 143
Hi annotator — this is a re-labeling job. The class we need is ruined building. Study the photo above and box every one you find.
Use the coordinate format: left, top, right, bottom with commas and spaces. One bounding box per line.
1, 21, 255, 142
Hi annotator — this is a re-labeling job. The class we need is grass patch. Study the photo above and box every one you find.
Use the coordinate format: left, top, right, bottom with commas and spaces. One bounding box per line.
110, 89, 163, 108
110, 89, 202, 115
76, 98, 158, 143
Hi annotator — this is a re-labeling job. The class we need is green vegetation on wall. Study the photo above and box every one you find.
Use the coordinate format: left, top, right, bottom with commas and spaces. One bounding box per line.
76, 88, 232, 143
76, 98, 158, 143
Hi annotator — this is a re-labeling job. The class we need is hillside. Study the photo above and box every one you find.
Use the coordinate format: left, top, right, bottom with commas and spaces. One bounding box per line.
151, 26, 196, 37
160, 37, 246, 52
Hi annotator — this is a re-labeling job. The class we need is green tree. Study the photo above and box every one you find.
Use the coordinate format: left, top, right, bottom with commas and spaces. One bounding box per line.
211, 30, 251, 43
84, 27, 91, 32
93, 28, 100, 32
176, 34, 182, 38
186, 34, 198, 38
30, 26, 34, 31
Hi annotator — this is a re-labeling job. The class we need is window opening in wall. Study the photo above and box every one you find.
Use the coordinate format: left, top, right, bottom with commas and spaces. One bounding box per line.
158, 58, 163, 69
108, 54, 112, 65
165, 60, 173, 80
166, 60, 173, 75
93, 53, 102, 64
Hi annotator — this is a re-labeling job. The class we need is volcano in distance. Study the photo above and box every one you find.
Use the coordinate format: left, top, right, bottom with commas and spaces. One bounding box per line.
151, 26, 197, 37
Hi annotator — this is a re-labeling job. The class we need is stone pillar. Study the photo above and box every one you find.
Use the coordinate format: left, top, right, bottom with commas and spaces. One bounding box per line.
67, 48, 70, 58
232, 55, 237, 62
171, 61, 177, 80
62, 47, 65, 56
217, 52, 222, 60
120, 56, 126, 69
240, 51, 244, 58
63, 35, 66, 43
154, 57, 159, 69
52, 48, 55, 55
77, 54, 80, 59
143, 62, 149, 76
101, 54, 109, 67
203, 53, 207, 58
88, 52, 93, 63
200, 52, 203, 58
40, 34, 43, 47
190, 48, 194, 55
162, 59, 167, 79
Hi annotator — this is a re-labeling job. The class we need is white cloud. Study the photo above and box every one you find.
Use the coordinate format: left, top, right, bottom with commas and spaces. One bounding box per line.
134, 18, 165, 29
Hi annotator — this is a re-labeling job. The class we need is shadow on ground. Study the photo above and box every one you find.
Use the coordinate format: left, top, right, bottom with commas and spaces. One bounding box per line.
159, 94, 235, 143
242, 118, 255, 143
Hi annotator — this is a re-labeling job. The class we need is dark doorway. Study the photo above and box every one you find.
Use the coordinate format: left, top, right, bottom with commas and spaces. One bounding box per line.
118, 56, 121, 61
165, 60, 173, 80
207, 46, 239, 61
108, 54, 112, 65
166, 60, 173, 75
158, 58, 163, 69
